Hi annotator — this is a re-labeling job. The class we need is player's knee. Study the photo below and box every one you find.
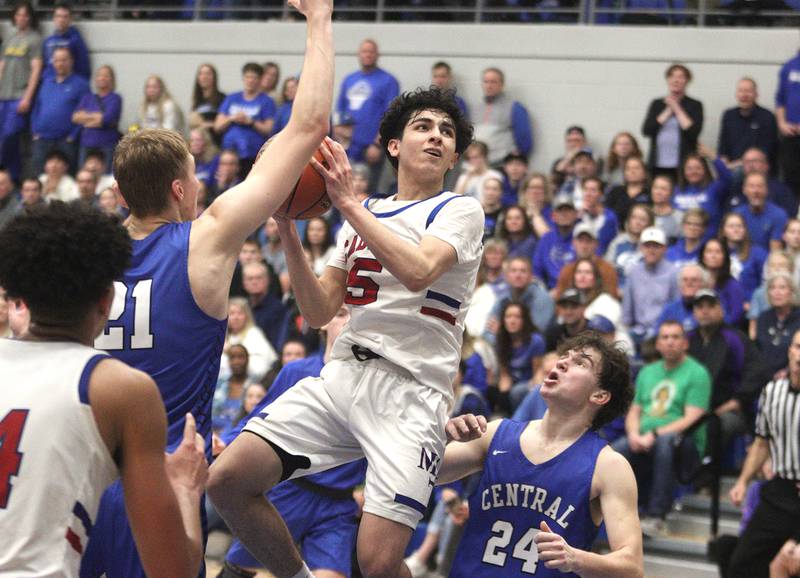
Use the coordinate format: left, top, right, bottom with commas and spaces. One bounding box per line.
207, 460, 248, 510
358, 550, 403, 578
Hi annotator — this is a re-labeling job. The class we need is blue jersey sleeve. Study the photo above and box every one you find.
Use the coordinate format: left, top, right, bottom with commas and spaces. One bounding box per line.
510, 101, 533, 157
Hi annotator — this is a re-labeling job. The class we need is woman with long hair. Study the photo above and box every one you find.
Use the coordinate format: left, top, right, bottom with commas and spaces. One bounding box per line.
517, 172, 552, 238
188, 128, 219, 187
651, 173, 683, 243
73, 65, 122, 168
454, 141, 503, 200
570, 256, 622, 327
260, 61, 281, 100
495, 205, 536, 263
605, 156, 651, 227
138, 74, 184, 133
190, 63, 226, 140
493, 301, 544, 415
719, 212, 767, 302
213, 343, 254, 432
673, 150, 730, 235
272, 76, 298, 136
302, 216, 335, 276
603, 131, 643, 188
222, 297, 277, 382
699, 237, 745, 326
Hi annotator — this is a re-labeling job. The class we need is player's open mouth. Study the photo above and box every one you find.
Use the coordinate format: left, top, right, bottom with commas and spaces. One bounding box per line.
424, 148, 442, 158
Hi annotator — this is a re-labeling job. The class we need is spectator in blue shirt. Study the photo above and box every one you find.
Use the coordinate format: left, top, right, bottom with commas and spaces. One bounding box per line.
495, 204, 536, 264
500, 152, 529, 208
533, 193, 578, 291
775, 50, 800, 199
72, 64, 122, 169
215, 61, 275, 178
472, 67, 533, 167
336, 38, 399, 165
666, 207, 707, 269
272, 76, 298, 136
726, 147, 797, 218
734, 172, 788, 252
718, 78, 778, 172
579, 176, 618, 255
42, 3, 90, 81
189, 128, 219, 188
720, 211, 768, 302
30, 46, 89, 175
673, 152, 731, 236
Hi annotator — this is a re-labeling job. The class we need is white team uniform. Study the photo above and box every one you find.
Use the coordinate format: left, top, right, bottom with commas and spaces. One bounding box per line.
245, 191, 484, 527
0, 340, 117, 577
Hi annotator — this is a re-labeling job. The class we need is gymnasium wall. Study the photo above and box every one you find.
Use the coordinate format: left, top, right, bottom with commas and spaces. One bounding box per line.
6, 20, 799, 172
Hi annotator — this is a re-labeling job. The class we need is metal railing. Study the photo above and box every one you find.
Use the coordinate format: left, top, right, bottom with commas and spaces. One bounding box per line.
16, 0, 800, 26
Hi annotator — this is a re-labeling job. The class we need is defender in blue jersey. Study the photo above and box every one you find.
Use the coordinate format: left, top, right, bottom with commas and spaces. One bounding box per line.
79, 2, 335, 577
218, 306, 367, 578
440, 333, 643, 578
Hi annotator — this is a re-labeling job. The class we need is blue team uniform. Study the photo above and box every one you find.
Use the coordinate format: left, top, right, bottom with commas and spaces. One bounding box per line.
222, 355, 367, 575
81, 221, 227, 578
450, 419, 606, 577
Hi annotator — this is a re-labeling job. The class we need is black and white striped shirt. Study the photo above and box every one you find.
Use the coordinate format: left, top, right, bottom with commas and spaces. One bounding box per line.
756, 378, 800, 481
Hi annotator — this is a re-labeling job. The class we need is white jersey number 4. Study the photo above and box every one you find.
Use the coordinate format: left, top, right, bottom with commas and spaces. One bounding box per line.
95, 280, 154, 350
482, 520, 540, 573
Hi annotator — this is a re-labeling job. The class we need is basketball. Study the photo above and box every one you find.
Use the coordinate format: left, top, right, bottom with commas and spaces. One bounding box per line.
276, 149, 331, 220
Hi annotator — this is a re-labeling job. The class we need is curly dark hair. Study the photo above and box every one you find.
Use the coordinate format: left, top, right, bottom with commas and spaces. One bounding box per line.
0, 202, 131, 324
557, 331, 633, 430
379, 86, 473, 171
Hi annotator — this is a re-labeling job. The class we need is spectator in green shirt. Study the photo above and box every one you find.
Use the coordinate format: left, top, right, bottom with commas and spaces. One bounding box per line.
612, 320, 711, 536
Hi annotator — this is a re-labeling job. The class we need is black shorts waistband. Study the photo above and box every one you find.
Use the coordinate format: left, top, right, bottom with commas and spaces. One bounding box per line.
351, 344, 382, 362
291, 477, 356, 501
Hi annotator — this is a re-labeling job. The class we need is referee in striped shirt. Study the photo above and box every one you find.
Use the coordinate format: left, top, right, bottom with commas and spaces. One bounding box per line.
727, 328, 800, 578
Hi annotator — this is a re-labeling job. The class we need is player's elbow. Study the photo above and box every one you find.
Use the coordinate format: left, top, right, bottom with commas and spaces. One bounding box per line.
291, 114, 329, 141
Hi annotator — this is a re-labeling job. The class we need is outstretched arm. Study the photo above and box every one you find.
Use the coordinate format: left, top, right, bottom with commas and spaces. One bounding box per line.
535, 448, 643, 578
438, 417, 497, 485
198, 0, 333, 255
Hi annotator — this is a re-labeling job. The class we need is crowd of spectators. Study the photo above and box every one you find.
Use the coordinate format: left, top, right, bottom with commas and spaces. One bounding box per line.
4, 1, 800, 575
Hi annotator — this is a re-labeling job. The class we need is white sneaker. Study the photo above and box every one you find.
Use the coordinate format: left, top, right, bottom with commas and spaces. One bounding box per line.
405, 555, 428, 578
640, 516, 666, 537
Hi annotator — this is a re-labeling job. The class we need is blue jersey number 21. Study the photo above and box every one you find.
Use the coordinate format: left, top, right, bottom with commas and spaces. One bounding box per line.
95, 280, 154, 350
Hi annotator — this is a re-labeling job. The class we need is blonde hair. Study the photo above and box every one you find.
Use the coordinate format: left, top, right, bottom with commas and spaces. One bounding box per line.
139, 75, 184, 130
227, 297, 256, 337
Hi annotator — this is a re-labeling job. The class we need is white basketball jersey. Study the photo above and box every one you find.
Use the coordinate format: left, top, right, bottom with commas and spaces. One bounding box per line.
329, 191, 484, 399
0, 340, 117, 577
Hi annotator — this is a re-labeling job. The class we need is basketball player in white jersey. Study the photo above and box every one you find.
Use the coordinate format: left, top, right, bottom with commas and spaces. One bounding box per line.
209, 87, 483, 578
0, 202, 207, 578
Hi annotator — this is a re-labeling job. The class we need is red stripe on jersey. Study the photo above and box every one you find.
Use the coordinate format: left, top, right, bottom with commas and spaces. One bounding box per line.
65, 527, 83, 554
420, 306, 456, 326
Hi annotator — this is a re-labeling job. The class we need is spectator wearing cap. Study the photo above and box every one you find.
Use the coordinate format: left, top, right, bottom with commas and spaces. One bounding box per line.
613, 320, 711, 536
551, 125, 588, 186
623, 226, 680, 345
605, 203, 654, 293
544, 288, 588, 351
557, 148, 598, 209
589, 315, 636, 358
500, 152, 529, 208
656, 263, 710, 334
42, 3, 90, 81
495, 205, 536, 264
665, 208, 708, 269
484, 255, 554, 345
733, 172, 788, 252
642, 63, 704, 179
699, 237, 745, 326
554, 222, 618, 299
605, 156, 652, 228
688, 289, 769, 449
756, 272, 800, 376
717, 78, 778, 172
578, 176, 618, 255
30, 45, 89, 175
472, 67, 533, 167
533, 194, 578, 292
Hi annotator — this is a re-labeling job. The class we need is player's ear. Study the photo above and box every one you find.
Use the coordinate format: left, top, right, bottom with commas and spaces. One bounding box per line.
591, 388, 611, 408
387, 138, 401, 161
171, 178, 184, 202
98, 284, 115, 320
449, 151, 460, 171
